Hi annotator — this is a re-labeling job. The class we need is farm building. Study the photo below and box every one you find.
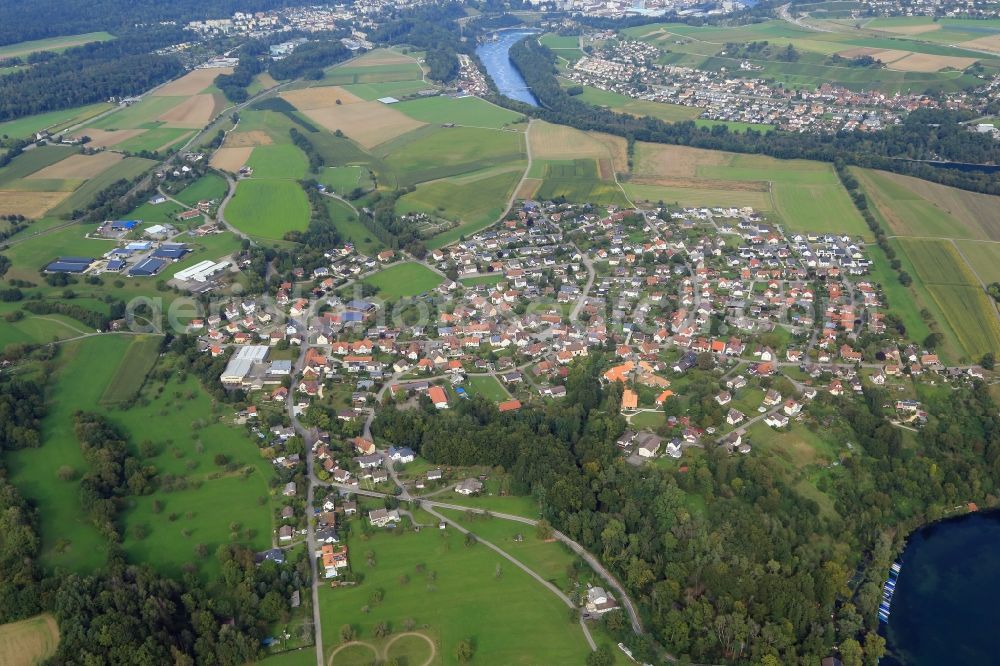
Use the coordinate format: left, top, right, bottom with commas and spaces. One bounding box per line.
128, 257, 167, 277
151, 244, 190, 260
45, 257, 94, 273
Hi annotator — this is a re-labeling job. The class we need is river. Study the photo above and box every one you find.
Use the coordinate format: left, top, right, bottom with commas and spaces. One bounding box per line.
476, 30, 540, 107
883, 511, 1000, 665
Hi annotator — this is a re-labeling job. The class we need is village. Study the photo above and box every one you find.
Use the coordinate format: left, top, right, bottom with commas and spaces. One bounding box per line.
191, 198, 987, 588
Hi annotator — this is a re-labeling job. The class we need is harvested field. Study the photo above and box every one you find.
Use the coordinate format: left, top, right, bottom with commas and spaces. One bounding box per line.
960, 34, 1000, 54
0, 613, 60, 666
529, 121, 619, 162
633, 143, 729, 179
28, 151, 122, 179
158, 94, 218, 128
630, 176, 769, 191
592, 132, 629, 174
887, 53, 977, 71
153, 67, 232, 97
874, 22, 941, 35
517, 178, 542, 199
281, 86, 364, 109
836, 47, 910, 63
598, 158, 614, 180
296, 101, 425, 149
0, 190, 71, 217
75, 128, 144, 148
349, 50, 415, 67
223, 130, 273, 148
211, 146, 254, 172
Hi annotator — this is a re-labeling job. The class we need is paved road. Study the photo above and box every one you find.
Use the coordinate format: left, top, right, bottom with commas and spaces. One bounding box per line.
569, 244, 596, 323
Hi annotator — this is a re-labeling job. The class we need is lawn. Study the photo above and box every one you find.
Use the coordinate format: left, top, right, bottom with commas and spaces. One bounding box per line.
363, 262, 443, 300
464, 375, 510, 402
226, 179, 310, 240
99, 335, 161, 405
398, 167, 524, 249
174, 172, 228, 207
318, 525, 590, 665
0, 614, 60, 666
393, 96, 524, 129
630, 411, 666, 429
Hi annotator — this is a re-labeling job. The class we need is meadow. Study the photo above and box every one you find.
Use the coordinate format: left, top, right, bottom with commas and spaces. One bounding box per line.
363, 262, 443, 300
393, 96, 524, 129
326, 198, 381, 255
99, 335, 161, 406
0, 304, 90, 350
378, 126, 525, 187
319, 166, 367, 194
174, 172, 228, 207
464, 375, 510, 402
0, 32, 114, 58
247, 144, 309, 180
115, 127, 193, 154
226, 179, 310, 240
954, 241, 1000, 285
318, 524, 590, 665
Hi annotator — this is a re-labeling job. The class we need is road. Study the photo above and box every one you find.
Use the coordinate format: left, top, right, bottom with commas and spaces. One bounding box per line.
569, 244, 596, 323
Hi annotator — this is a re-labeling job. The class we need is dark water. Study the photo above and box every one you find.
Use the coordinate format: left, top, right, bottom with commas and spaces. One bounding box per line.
476, 30, 539, 107
883, 512, 1000, 665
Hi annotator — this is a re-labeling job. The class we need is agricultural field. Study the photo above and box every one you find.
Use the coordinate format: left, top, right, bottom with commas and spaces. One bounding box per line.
0, 102, 112, 140
0, 32, 114, 59
115, 127, 193, 154
540, 33, 583, 50
0, 614, 60, 666
318, 165, 371, 195
326, 198, 381, 255
363, 262, 443, 300
319, 524, 590, 666
174, 172, 228, 207
320, 49, 425, 86
464, 375, 510, 402
379, 126, 526, 187
954, 241, 1000, 285
565, 83, 702, 123
99, 335, 161, 406
284, 93, 425, 150
49, 156, 157, 217
529, 121, 629, 174
628, 143, 868, 237
533, 158, 630, 207
247, 144, 309, 180
397, 167, 524, 248
393, 96, 525, 129
153, 67, 231, 97
226, 179, 310, 240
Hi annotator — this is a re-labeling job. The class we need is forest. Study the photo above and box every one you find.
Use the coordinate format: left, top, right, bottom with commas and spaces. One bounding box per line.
373, 354, 1000, 664
501, 38, 1000, 195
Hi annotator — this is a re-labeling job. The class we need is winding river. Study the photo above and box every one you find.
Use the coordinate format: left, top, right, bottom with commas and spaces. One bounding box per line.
476, 30, 540, 107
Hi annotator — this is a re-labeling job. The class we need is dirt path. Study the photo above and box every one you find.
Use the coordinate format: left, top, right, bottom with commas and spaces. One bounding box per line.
327, 632, 436, 666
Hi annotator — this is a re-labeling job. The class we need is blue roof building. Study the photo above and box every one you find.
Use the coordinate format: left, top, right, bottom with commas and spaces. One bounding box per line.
128, 257, 166, 277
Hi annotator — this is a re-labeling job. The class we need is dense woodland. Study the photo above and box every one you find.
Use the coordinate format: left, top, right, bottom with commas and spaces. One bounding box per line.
374, 354, 1000, 664
501, 38, 1000, 195
0, 28, 186, 122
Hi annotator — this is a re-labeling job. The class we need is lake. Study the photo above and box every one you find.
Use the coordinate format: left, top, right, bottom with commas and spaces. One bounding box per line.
476, 30, 539, 107
884, 511, 1000, 665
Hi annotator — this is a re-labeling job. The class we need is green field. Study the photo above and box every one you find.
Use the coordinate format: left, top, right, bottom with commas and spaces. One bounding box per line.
393, 96, 524, 129
0, 31, 114, 58
326, 198, 381, 254
174, 172, 228, 207
378, 126, 525, 187
464, 375, 510, 402
0, 102, 112, 140
226, 179, 310, 240
116, 127, 193, 154
248, 144, 309, 180
49, 156, 157, 217
342, 79, 436, 101
0, 304, 90, 350
322, 60, 424, 86
540, 33, 583, 50
0, 145, 80, 185
319, 524, 590, 665
569, 84, 702, 123
363, 262, 443, 300
99, 335, 161, 405
87, 97, 186, 131
624, 182, 773, 210
955, 241, 1000, 285
534, 159, 630, 207
318, 165, 373, 195
398, 167, 524, 249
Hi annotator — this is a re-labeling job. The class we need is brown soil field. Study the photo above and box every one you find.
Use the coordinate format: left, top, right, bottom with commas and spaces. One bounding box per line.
597, 158, 614, 180
153, 67, 232, 97
517, 178, 542, 199
529, 121, 619, 162
210, 147, 254, 172
0, 614, 60, 666
592, 132, 629, 174
875, 23, 941, 35
836, 47, 911, 63
887, 53, 977, 71
158, 93, 219, 128
281, 86, 365, 110
224, 130, 273, 148
633, 142, 729, 179
75, 128, 144, 148
631, 175, 769, 191
0, 190, 71, 217
960, 34, 1000, 54
299, 101, 425, 149
28, 151, 122, 179
350, 50, 415, 67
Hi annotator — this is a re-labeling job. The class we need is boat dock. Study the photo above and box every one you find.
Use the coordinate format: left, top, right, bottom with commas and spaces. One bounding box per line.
879, 562, 902, 623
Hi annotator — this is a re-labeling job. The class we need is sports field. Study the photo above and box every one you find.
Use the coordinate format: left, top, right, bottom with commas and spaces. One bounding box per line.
226, 179, 310, 240
362, 262, 443, 300
465, 375, 510, 401
0, 614, 60, 666
319, 524, 591, 666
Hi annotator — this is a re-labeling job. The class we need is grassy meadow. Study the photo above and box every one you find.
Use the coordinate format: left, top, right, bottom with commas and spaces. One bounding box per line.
227, 179, 310, 240
363, 262, 443, 300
